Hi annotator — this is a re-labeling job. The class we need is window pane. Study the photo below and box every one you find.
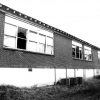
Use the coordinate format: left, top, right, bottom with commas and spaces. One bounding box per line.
17, 27, 27, 49
72, 41, 82, 47
38, 35, 45, 44
84, 46, 91, 51
27, 31, 37, 42
80, 49, 82, 59
4, 36, 16, 48
46, 37, 53, 46
4, 23, 17, 36
98, 51, 100, 59
84, 55, 88, 60
72, 45, 75, 57
39, 43, 45, 53
27, 41, 37, 52
46, 31, 53, 37
17, 27, 26, 39
46, 45, 53, 54
88, 54, 92, 61
84, 46, 92, 61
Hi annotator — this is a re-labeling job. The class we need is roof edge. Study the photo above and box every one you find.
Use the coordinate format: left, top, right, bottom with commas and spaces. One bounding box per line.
0, 3, 100, 50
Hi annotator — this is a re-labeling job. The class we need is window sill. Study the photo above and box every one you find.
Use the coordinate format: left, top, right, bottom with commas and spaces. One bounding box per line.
72, 57, 92, 62
3, 46, 54, 56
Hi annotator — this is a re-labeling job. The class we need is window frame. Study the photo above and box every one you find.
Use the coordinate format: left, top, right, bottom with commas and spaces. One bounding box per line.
72, 41, 83, 60
84, 46, 92, 61
3, 16, 54, 55
98, 51, 100, 62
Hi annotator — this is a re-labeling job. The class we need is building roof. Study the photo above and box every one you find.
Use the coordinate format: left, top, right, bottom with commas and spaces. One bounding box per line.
0, 3, 100, 50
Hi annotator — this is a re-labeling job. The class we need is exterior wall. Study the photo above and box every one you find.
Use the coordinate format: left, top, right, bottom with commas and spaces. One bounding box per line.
0, 68, 100, 87
0, 11, 73, 68
0, 11, 5, 48
0, 11, 100, 69
0, 10, 100, 87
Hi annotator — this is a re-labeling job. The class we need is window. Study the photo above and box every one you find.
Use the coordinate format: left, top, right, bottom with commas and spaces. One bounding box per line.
17, 27, 27, 49
27, 31, 37, 52
72, 41, 82, 59
38, 34, 46, 53
84, 46, 92, 61
4, 23, 17, 48
98, 51, 100, 62
4, 16, 54, 55
46, 37, 53, 54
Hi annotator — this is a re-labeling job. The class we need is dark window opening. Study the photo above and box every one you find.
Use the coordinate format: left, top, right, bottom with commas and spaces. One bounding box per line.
72, 48, 75, 57
17, 27, 27, 49
80, 50, 82, 59
76, 46, 79, 58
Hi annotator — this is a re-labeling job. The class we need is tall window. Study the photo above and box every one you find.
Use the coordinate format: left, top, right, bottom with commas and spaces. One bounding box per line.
72, 41, 82, 59
17, 27, 27, 49
46, 36, 53, 54
4, 16, 54, 55
98, 51, 100, 62
84, 46, 92, 61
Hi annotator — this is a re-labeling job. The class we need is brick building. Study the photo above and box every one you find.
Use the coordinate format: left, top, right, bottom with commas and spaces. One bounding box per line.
0, 3, 100, 87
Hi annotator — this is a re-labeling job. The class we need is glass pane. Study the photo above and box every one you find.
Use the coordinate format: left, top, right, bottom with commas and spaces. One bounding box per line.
17, 27, 27, 49
4, 36, 16, 48
46, 45, 53, 54
4, 23, 17, 36
84, 55, 88, 60
46, 31, 53, 37
38, 35, 45, 44
72, 46, 75, 57
27, 31, 37, 42
72, 41, 82, 47
46, 37, 53, 46
39, 43, 45, 53
27, 41, 37, 52
84, 49, 89, 55
17, 27, 26, 39
80, 50, 82, 59
98, 52, 100, 59
84, 46, 91, 51
88, 54, 92, 61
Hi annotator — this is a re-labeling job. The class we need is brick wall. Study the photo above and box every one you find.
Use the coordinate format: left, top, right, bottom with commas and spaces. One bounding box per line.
0, 11, 100, 69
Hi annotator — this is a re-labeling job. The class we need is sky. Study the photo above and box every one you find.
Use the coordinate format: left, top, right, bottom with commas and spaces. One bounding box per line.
0, 0, 100, 47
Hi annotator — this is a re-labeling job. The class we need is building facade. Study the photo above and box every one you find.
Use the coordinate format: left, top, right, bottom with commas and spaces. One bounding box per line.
0, 4, 100, 87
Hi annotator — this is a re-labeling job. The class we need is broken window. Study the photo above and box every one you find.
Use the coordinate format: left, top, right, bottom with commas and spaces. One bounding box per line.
4, 16, 54, 55
17, 27, 27, 49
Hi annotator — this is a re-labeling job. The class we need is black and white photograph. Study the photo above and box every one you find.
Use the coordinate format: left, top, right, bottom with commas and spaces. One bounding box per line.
0, 0, 100, 100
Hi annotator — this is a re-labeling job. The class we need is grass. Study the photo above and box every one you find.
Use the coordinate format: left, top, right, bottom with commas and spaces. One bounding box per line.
0, 79, 100, 100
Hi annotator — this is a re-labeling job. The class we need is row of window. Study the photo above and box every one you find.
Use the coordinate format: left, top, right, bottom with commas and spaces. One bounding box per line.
72, 41, 92, 61
4, 16, 54, 55
3, 16, 100, 62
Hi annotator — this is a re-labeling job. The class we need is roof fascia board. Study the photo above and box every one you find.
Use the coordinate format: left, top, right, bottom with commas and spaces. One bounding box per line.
0, 3, 100, 50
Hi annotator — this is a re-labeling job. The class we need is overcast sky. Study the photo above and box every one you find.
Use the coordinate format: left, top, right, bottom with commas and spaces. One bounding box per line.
0, 0, 100, 47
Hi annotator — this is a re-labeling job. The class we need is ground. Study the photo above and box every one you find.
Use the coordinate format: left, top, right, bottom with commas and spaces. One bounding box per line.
0, 78, 100, 100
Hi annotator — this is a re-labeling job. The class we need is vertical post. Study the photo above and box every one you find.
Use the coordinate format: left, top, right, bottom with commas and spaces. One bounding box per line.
54, 68, 56, 85
66, 68, 67, 86
83, 69, 86, 79
82, 44, 84, 60
93, 69, 95, 78
74, 69, 76, 78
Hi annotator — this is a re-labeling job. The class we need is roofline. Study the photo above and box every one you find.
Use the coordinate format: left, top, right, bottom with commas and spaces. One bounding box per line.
0, 3, 100, 50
